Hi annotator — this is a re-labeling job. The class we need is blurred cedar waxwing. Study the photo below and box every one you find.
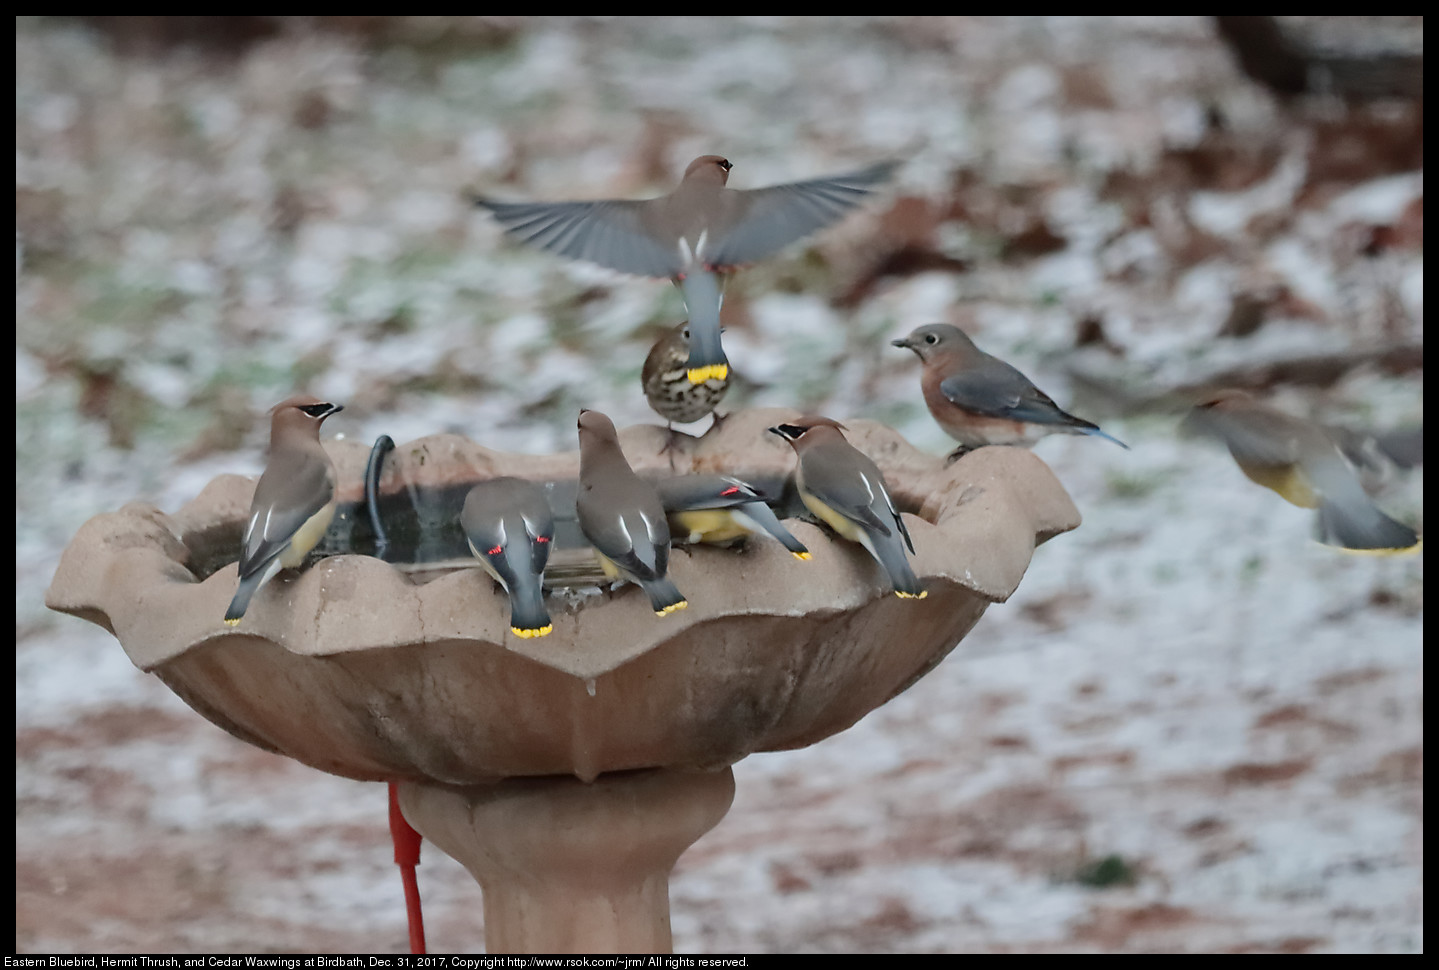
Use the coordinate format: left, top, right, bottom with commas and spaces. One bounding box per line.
224, 395, 344, 625
462, 477, 556, 639
769, 416, 926, 599
1183, 389, 1421, 554
653, 473, 811, 559
475, 155, 899, 385
893, 323, 1127, 454
575, 409, 688, 615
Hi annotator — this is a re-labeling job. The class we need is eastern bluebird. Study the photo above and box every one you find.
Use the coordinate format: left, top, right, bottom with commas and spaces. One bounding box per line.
893, 323, 1127, 456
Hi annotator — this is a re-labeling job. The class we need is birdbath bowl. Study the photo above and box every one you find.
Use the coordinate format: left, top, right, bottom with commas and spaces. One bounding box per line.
46, 407, 1080, 953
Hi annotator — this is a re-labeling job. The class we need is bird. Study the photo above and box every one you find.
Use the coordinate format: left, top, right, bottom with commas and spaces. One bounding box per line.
575, 408, 688, 616
461, 477, 556, 639
892, 323, 1128, 457
474, 154, 899, 385
642, 320, 731, 434
768, 416, 926, 599
1183, 389, 1421, 554
653, 473, 811, 559
224, 395, 344, 626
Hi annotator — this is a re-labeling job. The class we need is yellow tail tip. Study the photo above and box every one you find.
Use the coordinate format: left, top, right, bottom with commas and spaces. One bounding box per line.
793, 551, 813, 561
686, 364, 728, 384
895, 589, 928, 600
512, 624, 554, 638
656, 600, 689, 616
223, 617, 241, 627
1327, 539, 1423, 557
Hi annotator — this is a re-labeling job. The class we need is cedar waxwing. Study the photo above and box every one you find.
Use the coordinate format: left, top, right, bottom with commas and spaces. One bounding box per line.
224, 395, 344, 625
575, 409, 688, 615
475, 155, 899, 385
769, 416, 926, 599
461, 477, 556, 639
653, 473, 811, 559
642, 321, 730, 433
892, 323, 1127, 454
1183, 389, 1421, 554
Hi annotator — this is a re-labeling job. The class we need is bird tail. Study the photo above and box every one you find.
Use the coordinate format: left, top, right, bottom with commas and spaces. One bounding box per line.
507, 574, 554, 638
1315, 498, 1420, 554
872, 530, 926, 600
224, 569, 267, 626
1081, 426, 1130, 450
678, 271, 728, 384
638, 576, 689, 616
735, 502, 811, 559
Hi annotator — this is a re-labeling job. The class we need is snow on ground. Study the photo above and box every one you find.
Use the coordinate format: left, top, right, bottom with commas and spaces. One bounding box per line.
16, 17, 1422, 953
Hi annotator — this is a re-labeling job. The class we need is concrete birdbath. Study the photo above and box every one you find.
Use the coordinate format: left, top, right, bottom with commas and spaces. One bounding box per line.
45, 407, 1079, 954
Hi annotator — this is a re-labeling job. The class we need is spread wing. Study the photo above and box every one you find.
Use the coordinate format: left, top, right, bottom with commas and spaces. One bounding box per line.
474, 196, 681, 277
1182, 405, 1306, 472
704, 160, 899, 268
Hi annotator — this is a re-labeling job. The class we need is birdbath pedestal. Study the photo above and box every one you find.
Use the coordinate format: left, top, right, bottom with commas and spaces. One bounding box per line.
45, 408, 1079, 954
401, 769, 735, 953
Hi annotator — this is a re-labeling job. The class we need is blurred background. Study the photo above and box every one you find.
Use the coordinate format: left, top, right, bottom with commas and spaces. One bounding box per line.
16, 16, 1422, 953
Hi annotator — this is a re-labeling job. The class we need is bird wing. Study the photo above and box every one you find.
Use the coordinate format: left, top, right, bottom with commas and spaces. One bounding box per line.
515, 486, 556, 540
1182, 405, 1306, 472
578, 489, 670, 581
655, 474, 761, 512
883, 479, 916, 555
240, 457, 333, 579
937, 359, 1093, 429
607, 507, 669, 581
801, 444, 893, 538
475, 197, 682, 277
703, 160, 899, 268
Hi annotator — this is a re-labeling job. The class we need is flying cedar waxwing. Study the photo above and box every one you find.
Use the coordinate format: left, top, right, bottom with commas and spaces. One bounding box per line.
475, 155, 899, 385
1184, 389, 1421, 554
224, 395, 344, 626
575, 409, 688, 615
461, 477, 556, 639
653, 473, 811, 559
769, 416, 926, 599
892, 323, 1127, 454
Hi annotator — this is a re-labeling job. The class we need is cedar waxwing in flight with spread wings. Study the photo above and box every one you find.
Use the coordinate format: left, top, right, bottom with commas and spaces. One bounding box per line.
476, 155, 898, 385
1183, 389, 1421, 554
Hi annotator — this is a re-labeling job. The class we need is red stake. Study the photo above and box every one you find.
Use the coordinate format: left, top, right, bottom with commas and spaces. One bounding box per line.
388, 782, 427, 954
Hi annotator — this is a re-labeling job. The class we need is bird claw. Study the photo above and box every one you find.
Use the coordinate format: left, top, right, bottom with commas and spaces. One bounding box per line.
659, 425, 686, 470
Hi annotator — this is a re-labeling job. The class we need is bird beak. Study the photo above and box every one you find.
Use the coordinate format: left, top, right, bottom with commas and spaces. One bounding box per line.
890, 337, 912, 349
321, 403, 345, 418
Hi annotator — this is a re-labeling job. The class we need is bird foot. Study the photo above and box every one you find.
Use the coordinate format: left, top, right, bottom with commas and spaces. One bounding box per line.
659, 425, 688, 470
